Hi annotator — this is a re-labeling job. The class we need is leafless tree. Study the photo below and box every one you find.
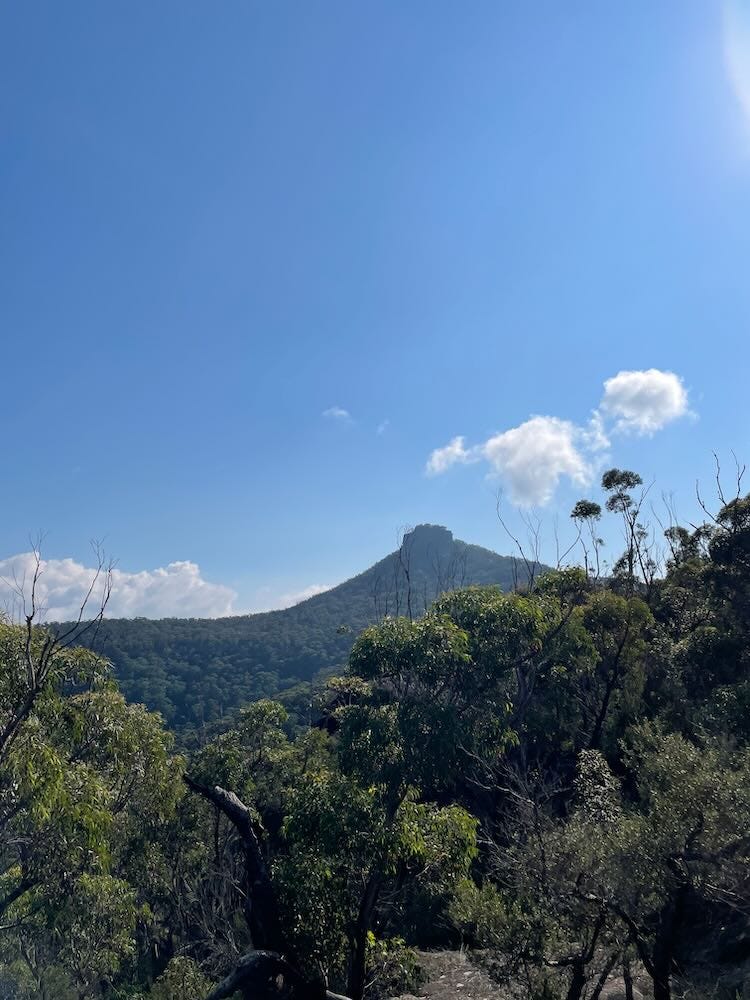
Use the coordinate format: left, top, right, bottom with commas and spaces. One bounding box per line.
0, 538, 113, 767
695, 451, 747, 526
495, 492, 541, 592
395, 525, 414, 621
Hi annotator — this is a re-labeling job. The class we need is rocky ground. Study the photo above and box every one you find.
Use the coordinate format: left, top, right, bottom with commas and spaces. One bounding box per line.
390, 950, 654, 1000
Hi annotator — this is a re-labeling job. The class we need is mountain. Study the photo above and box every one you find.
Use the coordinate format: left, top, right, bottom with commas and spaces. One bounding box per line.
81, 525, 536, 730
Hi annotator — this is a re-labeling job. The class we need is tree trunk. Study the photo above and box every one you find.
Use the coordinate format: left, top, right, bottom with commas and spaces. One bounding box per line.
623, 959, 634, 1000
652, 973, 670, 1000
565, 961, 587, 1000
590, 951, 621, 1000
347, 873, 382, 1000
0, 876, 34, 919
588, 629, 628, 751
184, 777, 286, 953
650, 887, 686, 1000
651, 939, 673, 1000
205, 950, 332, 1000
184, 778, 335, 1000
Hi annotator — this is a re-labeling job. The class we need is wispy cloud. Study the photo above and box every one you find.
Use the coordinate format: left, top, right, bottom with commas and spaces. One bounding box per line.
0, 553, 238, 620
376, 419, 390, 435
426, 368, 691, 506
322, 406, 351, 421
426, 436, 476, 476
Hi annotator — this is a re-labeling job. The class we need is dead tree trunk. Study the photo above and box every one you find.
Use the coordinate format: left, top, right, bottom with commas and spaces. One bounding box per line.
184, 776, 350, 1000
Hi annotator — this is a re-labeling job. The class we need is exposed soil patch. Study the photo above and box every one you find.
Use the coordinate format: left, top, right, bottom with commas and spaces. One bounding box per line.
391, 950, 502, 1000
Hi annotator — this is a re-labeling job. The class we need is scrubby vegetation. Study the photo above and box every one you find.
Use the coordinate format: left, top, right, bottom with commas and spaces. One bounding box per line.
2, 470, 750, 1000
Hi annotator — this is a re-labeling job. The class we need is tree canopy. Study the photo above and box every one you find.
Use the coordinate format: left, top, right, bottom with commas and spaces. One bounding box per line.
3, 471, 750, 1000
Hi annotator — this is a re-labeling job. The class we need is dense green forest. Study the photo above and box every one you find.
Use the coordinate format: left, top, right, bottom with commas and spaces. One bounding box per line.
3, 470, 750, 1000
63, 525, 530, 730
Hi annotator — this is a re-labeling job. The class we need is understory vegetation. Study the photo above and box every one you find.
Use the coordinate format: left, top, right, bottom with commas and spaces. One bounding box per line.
2, 469, 750, 1000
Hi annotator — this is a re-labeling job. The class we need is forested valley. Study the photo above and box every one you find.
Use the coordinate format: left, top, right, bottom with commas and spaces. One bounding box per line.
2, 469, 750, 1000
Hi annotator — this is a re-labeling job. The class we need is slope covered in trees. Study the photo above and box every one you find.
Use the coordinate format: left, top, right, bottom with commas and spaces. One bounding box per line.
75, 525, 532, 729
4, 469, 750, 1000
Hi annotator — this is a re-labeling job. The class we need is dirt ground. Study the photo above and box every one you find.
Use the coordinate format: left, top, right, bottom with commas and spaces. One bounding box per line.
390, 951, 654, 1000
391, 950, 502, 1000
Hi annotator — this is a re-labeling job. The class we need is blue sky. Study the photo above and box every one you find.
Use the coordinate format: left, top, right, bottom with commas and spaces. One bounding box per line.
2, 2, 750, 617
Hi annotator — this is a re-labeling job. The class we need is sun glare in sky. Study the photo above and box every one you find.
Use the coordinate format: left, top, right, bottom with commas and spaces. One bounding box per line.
724, 0, 750, 131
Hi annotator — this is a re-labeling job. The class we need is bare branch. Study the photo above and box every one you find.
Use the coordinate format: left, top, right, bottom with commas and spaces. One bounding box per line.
496, 491, 537, 591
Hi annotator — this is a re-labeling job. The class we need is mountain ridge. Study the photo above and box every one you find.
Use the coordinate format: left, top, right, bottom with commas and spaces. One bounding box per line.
78, 525, 539, 729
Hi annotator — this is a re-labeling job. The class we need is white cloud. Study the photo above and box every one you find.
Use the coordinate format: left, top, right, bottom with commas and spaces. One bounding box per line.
600, 369, 689, 435
0, 553, 237, 621
322, 406, 351, 421
427, 419, 594, 505
426, 368, 691, 506
482, 416, 594, 506
581, 410, 610, 452
426, 436, 477, 476
376, 419, 390, 435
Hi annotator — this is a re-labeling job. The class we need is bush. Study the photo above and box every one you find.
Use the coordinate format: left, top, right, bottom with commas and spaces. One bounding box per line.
365, 934, 424, 998
148, 957, 212, 1000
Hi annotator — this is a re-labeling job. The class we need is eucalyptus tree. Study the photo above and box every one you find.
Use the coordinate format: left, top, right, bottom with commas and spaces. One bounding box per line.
0, 609, 183, 998
183, 665, 479, 1000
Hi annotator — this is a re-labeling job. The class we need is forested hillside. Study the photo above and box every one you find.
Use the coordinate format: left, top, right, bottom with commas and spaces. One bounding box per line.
73, 525, 531, 728
4, 469, 750, 1000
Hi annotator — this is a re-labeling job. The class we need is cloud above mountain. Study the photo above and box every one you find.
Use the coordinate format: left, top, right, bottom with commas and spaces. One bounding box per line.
426, 436, 474, 476
482, 416, 596, 506
426, 368, 690, 506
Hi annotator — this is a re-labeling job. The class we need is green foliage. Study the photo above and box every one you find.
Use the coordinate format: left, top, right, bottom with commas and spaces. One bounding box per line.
6, 476, 750, 1000
57, 527, 529, 729
570, 500, 602, 522
54, 873, 145, 994
147, 957, 213, 999
364, 933, 423, 999
574, 750, 622, 827
448, 879, 528, 951
601, 468, 644, 512
273, 768, 477, 979
0, 619, 183, 1000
